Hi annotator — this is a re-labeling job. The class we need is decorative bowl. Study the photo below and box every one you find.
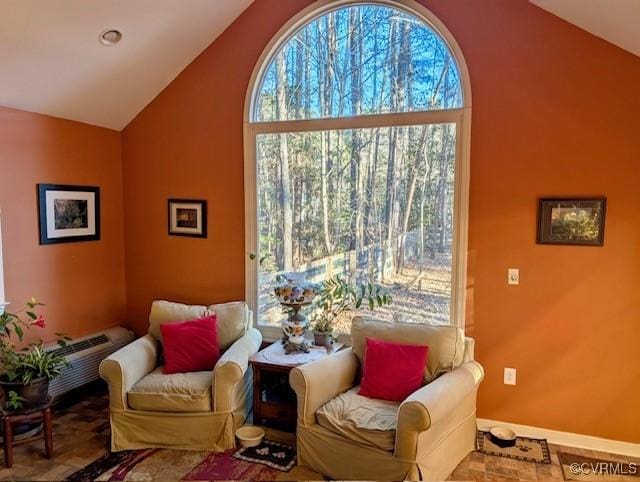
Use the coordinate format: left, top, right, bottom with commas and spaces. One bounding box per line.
235, 425, 265, 448
274, 273, 318, 305
489, 427, 517, 448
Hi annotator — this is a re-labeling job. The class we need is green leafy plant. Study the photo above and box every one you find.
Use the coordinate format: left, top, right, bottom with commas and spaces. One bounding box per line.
2, 342, 69, 385
312, 276, 392, 334
5, 391, 26, 411
0, 298, 70, 410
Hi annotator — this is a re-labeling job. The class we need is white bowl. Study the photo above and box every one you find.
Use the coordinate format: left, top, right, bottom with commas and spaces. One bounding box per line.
236, 425, 265, 448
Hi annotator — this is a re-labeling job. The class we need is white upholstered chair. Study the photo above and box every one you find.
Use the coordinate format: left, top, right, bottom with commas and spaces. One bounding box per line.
99, 300, 261, 451
290, 316, 484, 480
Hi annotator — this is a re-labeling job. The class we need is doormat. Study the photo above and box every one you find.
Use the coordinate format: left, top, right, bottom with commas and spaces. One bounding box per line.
233, 439, 296, 472
557, 452, 639, 480
477, 430, 551, 464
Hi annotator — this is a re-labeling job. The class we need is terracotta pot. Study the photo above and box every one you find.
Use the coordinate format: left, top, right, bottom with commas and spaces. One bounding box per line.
313, 331, 334, 348
0, 377, 50, 409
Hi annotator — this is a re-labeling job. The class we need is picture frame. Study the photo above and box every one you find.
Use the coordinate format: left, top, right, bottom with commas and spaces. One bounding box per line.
536, 197, 607, 246
168, 199, 207, 238
37, 184, 100, 245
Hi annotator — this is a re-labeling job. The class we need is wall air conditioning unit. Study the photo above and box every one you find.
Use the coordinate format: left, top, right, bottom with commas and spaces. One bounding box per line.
46, 326, 134, 399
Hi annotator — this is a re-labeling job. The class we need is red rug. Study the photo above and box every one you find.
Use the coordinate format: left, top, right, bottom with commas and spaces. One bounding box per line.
66, 445, 299, 481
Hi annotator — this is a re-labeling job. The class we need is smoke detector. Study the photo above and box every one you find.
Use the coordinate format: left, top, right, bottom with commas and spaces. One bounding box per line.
99, 29, 122, 46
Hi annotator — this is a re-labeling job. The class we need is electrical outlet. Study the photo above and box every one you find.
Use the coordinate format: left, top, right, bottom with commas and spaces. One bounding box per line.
508, 268, 520, 285
504, 367, 517, 385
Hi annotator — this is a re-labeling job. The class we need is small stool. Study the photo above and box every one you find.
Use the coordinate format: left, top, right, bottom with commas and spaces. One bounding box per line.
1, 397, 53, 468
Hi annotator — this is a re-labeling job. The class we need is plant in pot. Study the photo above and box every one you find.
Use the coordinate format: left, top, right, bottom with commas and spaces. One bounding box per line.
0, 299, 70, 411
312, 276, 393, 348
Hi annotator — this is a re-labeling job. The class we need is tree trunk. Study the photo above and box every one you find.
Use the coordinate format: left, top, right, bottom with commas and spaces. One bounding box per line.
276, 52, 293, 271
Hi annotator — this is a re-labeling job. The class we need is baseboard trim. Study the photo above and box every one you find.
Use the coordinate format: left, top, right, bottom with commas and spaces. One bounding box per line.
477, 418, 640, 458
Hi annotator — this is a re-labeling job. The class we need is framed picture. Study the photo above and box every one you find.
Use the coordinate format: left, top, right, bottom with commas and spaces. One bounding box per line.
168, 199, 207, 238
37, 184, 100, 245
537, 197, 607, 246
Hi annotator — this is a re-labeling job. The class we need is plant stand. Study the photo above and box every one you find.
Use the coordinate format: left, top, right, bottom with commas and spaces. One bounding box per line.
1, 397, 53, 468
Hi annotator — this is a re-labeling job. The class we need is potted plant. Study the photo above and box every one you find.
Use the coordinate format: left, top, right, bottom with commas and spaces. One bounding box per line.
0, 298, 70, 410
312, 276, 392, 347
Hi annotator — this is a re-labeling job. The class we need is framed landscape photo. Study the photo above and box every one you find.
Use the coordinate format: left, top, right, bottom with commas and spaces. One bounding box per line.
537, 197, 607, 246
37, 184, 100, 245
168, 199, 207, 238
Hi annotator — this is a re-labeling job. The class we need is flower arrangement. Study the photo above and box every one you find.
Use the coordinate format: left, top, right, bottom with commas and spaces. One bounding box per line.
0, 298, 70, 410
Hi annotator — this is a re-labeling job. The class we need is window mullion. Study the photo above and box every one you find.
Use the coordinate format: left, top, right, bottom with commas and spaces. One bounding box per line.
248, 109, 464, 135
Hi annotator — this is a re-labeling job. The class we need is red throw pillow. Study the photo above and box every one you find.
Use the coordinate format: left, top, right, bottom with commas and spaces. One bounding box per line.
160, 315, 220, 374
359, 337, 429, 402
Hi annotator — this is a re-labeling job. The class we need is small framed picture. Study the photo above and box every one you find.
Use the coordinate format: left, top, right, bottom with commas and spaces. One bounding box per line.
537, 198, 606, 246
37, 184, 100, 245
168, 199, 207, 238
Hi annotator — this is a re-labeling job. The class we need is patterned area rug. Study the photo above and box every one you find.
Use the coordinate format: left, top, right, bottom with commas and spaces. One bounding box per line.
557, 452, 639, 480
65, 441, 320, 481
477, 430, 551, 464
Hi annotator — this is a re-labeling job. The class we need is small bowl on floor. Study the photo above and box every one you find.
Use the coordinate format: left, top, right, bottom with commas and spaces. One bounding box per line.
236, 425, 265, 448
489, 427, 517, 448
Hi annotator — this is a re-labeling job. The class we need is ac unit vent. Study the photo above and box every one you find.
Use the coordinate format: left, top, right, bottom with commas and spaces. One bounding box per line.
50, 334, 110, 358
46, 327, 134, 399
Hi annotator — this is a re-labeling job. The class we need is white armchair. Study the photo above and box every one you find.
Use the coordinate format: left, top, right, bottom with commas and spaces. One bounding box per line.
100, 300, 261, 451
290, 316, 483, 481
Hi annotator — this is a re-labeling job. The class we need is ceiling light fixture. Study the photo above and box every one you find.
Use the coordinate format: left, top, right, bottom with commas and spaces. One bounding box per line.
99, 29, 122, 46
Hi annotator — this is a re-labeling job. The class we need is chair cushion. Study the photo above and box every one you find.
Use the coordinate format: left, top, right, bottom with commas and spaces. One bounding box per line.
316, 386, 398, 452
207, 301, 249, 350
161, 315, 220, 374
149, 300, 249, 349
351, 316, 465, 383
359, 337, 429, 402
149, 301, 209, 342
128, 367, 212, 412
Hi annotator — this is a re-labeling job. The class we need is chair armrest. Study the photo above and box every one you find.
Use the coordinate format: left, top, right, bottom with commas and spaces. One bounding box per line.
395, 361, 484, 459
99, 334, 158, 411
289, 347, 359, 427
213, 328, 262, 412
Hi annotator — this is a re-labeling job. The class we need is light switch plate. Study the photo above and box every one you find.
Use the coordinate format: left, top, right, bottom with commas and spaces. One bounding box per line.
504, 367, 517, 385
508, 268, 520, 285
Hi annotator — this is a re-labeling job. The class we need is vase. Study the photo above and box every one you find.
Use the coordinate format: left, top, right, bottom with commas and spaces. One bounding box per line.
0, 377, 50, 409
274, 273, 319, 354
313, 331, 333, 348
0, 378, 48, 441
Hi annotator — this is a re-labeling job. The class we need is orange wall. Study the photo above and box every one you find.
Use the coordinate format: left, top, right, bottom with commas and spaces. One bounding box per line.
121, 0, 640, 442
0, 107, 127, 343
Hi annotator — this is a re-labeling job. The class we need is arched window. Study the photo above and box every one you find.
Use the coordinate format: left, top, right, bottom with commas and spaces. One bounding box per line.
0, 210, 5, 313
245, 0, 471, 338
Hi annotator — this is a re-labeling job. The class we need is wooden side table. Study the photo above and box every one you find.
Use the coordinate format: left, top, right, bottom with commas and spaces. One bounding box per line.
2, 398, 53, 468
249, 341, 343, 432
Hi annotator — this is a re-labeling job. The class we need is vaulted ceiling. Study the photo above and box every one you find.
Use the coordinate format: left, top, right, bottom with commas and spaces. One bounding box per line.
0, 0, 254, 130
530, 0, 640, 58
0, 0, 637, 131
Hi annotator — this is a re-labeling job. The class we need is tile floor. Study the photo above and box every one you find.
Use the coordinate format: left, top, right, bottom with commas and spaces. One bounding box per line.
0, 391, 110, 481
0, 389, 636, 481
448, 444, 637, 481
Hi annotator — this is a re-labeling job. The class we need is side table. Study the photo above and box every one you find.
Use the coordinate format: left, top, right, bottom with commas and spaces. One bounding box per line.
1, 397, 53, 468
249, 341, 343, 432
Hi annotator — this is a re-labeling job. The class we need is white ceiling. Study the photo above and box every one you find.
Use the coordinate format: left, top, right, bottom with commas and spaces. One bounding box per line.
1, 1, 636, 131
530, 0, 640, 58
0, 0, 253, 130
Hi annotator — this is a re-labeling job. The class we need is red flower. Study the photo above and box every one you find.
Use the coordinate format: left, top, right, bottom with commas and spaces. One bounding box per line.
31, 315, 46, 329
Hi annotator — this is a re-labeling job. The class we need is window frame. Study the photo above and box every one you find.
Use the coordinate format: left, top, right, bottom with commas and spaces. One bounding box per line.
244, 0, 472, 341
0, 207, 7, 313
